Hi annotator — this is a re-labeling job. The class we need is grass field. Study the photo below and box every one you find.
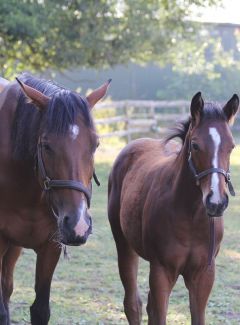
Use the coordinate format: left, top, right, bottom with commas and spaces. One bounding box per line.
9, 145, 240, 325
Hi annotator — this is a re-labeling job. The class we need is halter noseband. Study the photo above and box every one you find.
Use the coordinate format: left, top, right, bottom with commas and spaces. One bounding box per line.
37, 139, 100, 209
188, 143, 235, 197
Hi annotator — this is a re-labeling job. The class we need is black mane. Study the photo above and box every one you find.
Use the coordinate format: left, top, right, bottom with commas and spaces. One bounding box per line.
164, 102, 227, 144
11, 73, 94, 160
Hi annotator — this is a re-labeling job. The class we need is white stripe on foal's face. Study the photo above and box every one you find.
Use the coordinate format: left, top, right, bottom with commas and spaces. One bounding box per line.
209, 127, 221, 204
69, 124, 79, 140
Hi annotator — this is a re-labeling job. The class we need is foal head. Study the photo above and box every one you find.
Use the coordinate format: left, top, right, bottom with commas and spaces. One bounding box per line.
188, 92, 239, 217
16, 77, 110, 245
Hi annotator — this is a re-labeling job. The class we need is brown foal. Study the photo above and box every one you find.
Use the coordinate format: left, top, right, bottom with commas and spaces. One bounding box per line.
108, 92, 239, 325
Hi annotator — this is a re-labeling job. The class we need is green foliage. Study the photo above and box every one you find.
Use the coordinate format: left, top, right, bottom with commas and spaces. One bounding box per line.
156, 65, 240, 101
0, 0, 223, 78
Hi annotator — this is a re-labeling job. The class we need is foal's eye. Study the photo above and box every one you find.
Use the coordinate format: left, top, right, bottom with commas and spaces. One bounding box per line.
192, 142, 200, 151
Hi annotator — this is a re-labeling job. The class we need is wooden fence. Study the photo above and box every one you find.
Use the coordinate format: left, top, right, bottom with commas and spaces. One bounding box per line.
94, 100, 189, 141
94, 100, 240, 142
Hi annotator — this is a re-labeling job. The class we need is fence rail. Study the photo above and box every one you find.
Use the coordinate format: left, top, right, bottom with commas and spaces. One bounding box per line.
94, 100, 190, 141
94, 100, 240, 142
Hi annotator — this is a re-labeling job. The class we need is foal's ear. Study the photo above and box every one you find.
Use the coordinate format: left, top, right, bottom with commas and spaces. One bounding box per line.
223, 94, 239, 125
86, 79, 112, 110
190, 92, 204, 126
16, 78, 50, 110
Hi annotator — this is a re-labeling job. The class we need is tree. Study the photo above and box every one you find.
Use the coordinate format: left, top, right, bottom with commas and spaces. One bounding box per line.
0, 0, 222, 77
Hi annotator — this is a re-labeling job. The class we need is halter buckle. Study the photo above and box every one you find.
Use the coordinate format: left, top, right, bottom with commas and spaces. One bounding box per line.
226, 172, 231, 182
43, 178, 51, 191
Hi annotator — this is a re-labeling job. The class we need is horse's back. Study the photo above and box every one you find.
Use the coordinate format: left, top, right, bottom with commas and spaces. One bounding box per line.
109, 137, 178, 194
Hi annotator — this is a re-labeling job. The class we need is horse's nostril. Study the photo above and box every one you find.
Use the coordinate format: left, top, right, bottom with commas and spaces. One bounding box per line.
224, 194, 229, 207
63, 215, 70, 226
206, 193, 212, 205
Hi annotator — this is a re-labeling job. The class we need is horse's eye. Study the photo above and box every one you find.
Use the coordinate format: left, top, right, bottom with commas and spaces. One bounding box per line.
192, 142, 200, 151
42, 143, 53, 153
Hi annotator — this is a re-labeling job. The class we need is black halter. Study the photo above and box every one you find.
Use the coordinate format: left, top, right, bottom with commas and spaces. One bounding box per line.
187, 135, 236, 267
188, 144, 235, 197
37, 140, 100, 209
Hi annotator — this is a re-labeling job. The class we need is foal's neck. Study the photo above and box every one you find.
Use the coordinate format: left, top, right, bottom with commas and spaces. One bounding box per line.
172, 138, 202, 209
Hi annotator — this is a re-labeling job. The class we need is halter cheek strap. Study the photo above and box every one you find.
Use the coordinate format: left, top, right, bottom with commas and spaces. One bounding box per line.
37, 140, 100, 209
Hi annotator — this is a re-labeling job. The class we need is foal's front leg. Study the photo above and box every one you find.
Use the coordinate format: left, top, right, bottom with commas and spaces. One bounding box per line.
184, 263, 215, 325
30, 242, 61, 325
147, 262, 177, 325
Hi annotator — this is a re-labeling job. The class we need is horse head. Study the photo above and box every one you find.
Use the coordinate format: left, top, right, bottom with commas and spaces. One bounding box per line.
16, 77, 111, 245
188, 92, 239, 217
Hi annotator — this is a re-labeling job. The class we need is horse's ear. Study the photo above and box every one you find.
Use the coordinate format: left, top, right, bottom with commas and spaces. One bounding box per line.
86, 79, 112, 110
223, 94, 239, 125
190, 92, 204, 126
16, 78, 50, 109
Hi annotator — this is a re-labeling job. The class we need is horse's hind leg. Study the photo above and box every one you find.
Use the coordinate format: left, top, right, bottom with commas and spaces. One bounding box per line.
30, 241, 61, 325
109, 214, 142, 324
114, 232, 142, 324
2, 245, 22, 325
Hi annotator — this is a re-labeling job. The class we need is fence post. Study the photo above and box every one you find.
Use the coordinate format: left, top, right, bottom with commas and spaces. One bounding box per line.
124, 102, 131, 143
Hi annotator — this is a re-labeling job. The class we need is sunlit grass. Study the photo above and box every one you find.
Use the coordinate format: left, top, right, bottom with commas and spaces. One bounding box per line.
9, 145, 240, 324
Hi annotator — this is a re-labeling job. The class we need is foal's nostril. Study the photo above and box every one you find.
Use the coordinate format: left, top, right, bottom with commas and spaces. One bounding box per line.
206, 193, 213, 206
206, 193, 218, 216
224, 194, 229, 207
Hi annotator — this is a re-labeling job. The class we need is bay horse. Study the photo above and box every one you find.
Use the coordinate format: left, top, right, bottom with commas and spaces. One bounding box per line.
0, 73, 110, 325
108, 92, 239, 325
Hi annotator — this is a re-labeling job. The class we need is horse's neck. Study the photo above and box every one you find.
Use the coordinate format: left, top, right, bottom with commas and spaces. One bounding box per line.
0, 91, 38, 188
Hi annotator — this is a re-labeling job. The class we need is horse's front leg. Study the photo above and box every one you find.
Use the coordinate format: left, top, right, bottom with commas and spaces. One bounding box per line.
2, 245, 22, 325
0, 237, 9, 325
30, 241, 61, 325
147, 262, 177, 325
184, 263, 215, 325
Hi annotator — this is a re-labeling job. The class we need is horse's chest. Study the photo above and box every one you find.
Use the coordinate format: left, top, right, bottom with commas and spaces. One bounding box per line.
147, 216, 223, 269
0, 207, 56, 248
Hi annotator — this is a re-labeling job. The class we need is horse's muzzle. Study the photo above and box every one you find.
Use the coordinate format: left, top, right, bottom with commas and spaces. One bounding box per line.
60, 212, 92, 246
205, 193, 229, 217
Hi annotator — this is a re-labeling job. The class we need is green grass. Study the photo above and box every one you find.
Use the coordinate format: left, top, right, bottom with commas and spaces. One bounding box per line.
10, 147, 240, 325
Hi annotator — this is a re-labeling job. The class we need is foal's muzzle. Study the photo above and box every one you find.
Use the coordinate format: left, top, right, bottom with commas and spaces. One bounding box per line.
205, 192, 229, 217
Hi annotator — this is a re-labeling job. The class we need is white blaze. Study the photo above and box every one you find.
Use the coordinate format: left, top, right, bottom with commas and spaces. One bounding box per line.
74, 201, 89, 237
69, 124, 79, 140
209, 127, 221, 204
